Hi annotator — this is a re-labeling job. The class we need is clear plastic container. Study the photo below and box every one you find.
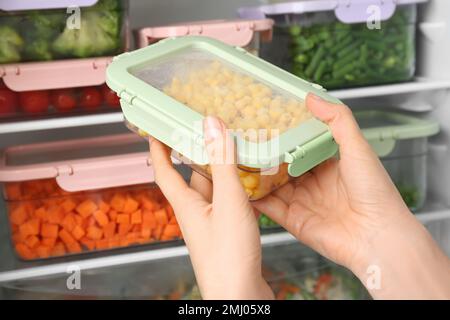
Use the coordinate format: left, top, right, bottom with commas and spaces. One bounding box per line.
0, 134, 183, 261
107, 36, 340, 200
238, 0, 427, 89
136, 19, 274, 56
0, 0, 129, 64
355, 110, 439, 211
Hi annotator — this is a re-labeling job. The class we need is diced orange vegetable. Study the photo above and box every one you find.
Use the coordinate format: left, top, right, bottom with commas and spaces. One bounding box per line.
108, 210, 118, 222
80, 237, 95, 251
95, 239, 108, 250
86, 226, 103, 240
61, 213, 76, 232
42, 237, 56, 248
41, 223, 59, 238
132, 224, 141, 233
169, 216, 178, 225
74, 214, 83, 226
130, 210, 142, 225
108, 237, 120, 249
154, 208, 168, 226
36, 245, 51, 258
118, 223, 132, 237
15, 243, 36, 260
66, 241, 82, 254
98, 200, 111, 213
34, 207, 46, 220
76, 199, 98, 218
141, 197, 157, 211
142, 210, 157, 229
10, 206, 28, 225
110, 193, 126, 212
123, 196, 139, 214
25, 235, 40, 249
103, 222, 116, 239
19, 218, 40, 237
61, 198, 77, 213
141, 224, 152, 239
6, 183, 22, 200
166, 205, 175, 218
51, 242, 66, 256
46, 207, 64, 225
71, 225, 85, 240
116, 213, 129, 225
162, 224, 181, 239
153, 225, 163, 240
12, 232, 27, 244
93, 210, 109, 227
59, 229, 76, 246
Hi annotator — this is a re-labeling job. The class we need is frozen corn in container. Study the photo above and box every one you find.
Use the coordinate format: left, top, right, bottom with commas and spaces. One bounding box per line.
0, 0, 129, 64
238, 0, 428, 89
107, 36, 341, 200
136, 19, 274, 56
355, 110, 439, 211
0, 134, 183, 261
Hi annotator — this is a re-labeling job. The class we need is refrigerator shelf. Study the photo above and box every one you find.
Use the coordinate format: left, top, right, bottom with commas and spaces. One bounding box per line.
0, 206, 448, 283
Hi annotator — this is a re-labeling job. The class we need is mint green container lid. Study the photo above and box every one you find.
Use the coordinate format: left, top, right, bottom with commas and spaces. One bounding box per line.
355, 110, 439, 157
106, 36, 342, 177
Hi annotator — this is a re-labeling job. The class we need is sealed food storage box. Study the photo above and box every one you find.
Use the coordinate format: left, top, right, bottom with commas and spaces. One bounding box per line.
238, 0, 428, 89
136, 19, 274, 56
107, 36, 342, 200
0, 0, 128, 64
356, 110, 439, 211
0, 134, 183, 260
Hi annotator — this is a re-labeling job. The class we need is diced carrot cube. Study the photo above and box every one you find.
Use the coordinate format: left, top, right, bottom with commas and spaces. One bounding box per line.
95, 239, 108, 250
59, 229, 76, 246
35, 245, 51, 259
142, 210, 157, 228
25, 235, 40, 248
141, 224, 152, 239
42, 237, 56, 248
15, 243, 36, 260
110, 193, 126, 212
166, 205, 175, 218
98, 200, 111, 213
51, 242, 66, 257
118, 223, 132, 237
141, 197, 157, 211
12, 231, 27, 244
108, 238, 120, 249
86, 226, 103, 240
132, 224, 141, 233
6, 183, 22, 200
153, 225, 163, 240
66, 241, 82, 254
61, 213, 76, 232
80, 237, 95, 251
169, 216, 178, 225
93, 210, 109, 227
154, 208, 168, 226
130, 210, 142, 225
103, 222, 116, 239
61, 198, 77, 213
74, 214, 83, 226
41, 223, 59, 238
75, 199, 98, 218
162, 224, 181, 239
10, 205, 28, 225
19, 218, 40, 237
116, 213, 129, 225
34, 207, 46, 220
47, 207, 64, 225
122, 196, 139, 214
71, 225, 85, 240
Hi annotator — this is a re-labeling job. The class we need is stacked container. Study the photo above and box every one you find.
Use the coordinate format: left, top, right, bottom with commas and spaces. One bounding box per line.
0, 134, 183, 260
238, 0, 428, 89
356, 110, 439, 211
0, 0, 129, 119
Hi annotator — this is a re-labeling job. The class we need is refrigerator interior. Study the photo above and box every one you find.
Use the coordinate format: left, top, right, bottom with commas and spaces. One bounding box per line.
0, 0, 449, 298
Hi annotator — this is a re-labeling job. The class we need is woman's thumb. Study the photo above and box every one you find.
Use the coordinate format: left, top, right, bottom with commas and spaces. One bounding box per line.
203, 116, 246, 200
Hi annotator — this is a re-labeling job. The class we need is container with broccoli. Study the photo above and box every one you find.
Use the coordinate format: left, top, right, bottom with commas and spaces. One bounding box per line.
238, 0, 424, 89
0, 0, 127, 64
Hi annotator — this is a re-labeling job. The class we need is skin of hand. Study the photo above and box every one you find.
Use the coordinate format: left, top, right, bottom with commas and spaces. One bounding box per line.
254, 93, 450, 299
149, 116, 274, 300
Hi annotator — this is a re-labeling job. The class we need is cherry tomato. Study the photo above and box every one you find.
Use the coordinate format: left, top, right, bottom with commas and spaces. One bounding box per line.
0, 88, 19, 116
51, 89, 77, 112
80, 87, 102, 110
19, 91, 50, 114
101, 84, 120, 108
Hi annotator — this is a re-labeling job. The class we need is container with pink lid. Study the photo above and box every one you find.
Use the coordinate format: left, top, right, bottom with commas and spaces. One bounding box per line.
0, 134, 183, 261
136, 19, 274, 56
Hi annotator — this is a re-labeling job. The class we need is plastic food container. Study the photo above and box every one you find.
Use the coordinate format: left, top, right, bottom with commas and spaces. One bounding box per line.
238, 0, 428, 89
0, 0, 128, 64
356, 110, 439, 211
0, 134, 183, 261
136, 19, 274, 56
107, 36, 341, 200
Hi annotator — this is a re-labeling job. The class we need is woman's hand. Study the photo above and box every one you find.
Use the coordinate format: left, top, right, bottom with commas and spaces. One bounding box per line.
149, 116, 274, 300
254, 94, 450, 299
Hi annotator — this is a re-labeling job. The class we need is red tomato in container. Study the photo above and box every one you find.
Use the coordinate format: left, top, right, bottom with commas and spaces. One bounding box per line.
80, 87, 102, 110
19, 91, 49, 114
101, 84, 120, 108
51, 89, 77, 112
0, 88, 19, 116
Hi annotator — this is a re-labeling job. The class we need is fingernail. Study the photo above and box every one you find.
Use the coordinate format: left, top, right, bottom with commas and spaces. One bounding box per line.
204, 116, 222, 142
309, 93, 323, 101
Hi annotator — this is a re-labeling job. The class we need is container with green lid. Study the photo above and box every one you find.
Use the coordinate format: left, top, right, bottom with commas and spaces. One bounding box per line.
106, 36, 342, 200
355, 110, 439, 211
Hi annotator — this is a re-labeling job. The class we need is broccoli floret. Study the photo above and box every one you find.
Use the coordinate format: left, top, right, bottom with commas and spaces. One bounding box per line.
23, 39, 52, 61
0, 25, 24, 63
52, 3, 121, 58
24, 11, 66, 40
